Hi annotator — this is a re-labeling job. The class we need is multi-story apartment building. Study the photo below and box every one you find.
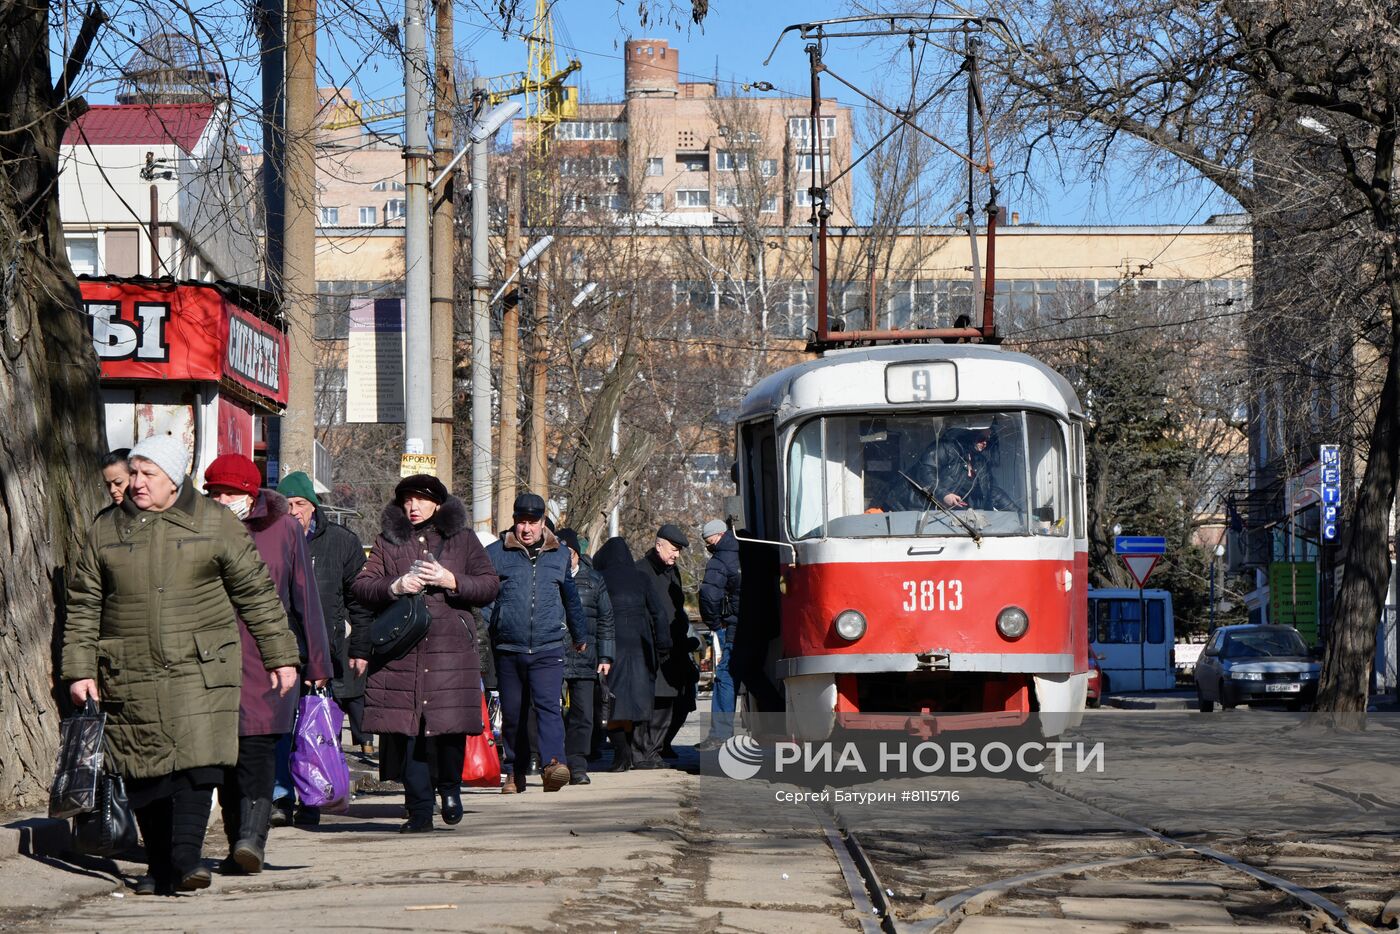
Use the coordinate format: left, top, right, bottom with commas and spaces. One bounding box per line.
516, 38, 854, 227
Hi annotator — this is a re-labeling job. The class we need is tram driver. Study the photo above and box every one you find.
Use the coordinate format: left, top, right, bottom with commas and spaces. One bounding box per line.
907, 417, 1017, 512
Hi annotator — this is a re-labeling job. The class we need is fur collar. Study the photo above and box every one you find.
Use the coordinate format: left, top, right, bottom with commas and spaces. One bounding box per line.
502, 526, 560, 554
244, 488, 289, 532
380, 495, 469, 545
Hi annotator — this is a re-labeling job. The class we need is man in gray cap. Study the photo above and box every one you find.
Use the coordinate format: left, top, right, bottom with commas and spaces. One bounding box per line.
696, 519, 740, 750
635, 524, 698, 766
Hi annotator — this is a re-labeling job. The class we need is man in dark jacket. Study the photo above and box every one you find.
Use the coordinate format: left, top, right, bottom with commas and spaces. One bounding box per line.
635, 524, 698, 767
556, 528, 614, 785
279, 471, 374, 821
484, 494, 587, 793
696, 519, 741, 751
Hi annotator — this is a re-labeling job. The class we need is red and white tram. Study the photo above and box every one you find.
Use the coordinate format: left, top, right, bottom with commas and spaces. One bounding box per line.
733, 343, 1090, 740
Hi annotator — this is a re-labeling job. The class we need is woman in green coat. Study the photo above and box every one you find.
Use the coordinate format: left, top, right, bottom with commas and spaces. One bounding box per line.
62, 436, 300, 896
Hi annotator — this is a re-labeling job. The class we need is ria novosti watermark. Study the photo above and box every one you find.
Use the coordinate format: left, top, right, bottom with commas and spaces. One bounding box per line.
715, 734, 1105, 784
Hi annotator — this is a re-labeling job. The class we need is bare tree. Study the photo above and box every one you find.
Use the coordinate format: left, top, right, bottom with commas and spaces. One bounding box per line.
972, 0, 1400, 716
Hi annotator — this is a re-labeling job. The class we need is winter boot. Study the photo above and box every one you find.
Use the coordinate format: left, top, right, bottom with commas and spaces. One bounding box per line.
233, 798, 273, 873
606, 731, 632, 772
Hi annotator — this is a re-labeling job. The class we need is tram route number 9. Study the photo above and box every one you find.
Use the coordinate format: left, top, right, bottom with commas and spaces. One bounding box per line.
902, 579, 963, 612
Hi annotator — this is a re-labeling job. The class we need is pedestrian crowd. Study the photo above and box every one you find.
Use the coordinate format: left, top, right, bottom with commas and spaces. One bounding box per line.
60, 439, 746, 896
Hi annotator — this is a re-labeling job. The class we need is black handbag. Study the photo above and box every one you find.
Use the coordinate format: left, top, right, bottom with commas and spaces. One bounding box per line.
72, 771, 138, 857
368, 593, 431, 670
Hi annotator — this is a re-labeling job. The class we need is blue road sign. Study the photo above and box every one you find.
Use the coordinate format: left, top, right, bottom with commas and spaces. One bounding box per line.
1319, 443, 1341, 541
1114, 535, 1167, 556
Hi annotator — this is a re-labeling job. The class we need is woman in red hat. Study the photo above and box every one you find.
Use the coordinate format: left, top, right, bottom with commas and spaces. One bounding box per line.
203, 453, 332, 874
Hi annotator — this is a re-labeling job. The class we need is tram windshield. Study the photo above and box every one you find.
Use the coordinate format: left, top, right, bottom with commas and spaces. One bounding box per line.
786, 410, 1070, 540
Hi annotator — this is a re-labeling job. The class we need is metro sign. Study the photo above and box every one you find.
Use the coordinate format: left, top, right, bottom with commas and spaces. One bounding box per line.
1319, 444, 1341, 542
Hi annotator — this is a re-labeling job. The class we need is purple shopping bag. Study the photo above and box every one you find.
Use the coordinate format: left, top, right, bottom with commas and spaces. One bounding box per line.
291, 692, 351, 813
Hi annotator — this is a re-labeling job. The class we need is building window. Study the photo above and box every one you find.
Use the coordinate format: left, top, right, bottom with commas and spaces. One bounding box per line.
320, 207, 340, 225
716, 150, 749, 171
359, 205, 377, 225
560, 157, 625, 177
795, 189, 814, 207
314, 367, 347, 426
760, 158, 778, 177
676, 189, 709, 208
645, 192, 664, 211
717, 187, 739, 207
66, 235, 99, 276
646, 157, 664, 176
762, 194, 778, 213
797, 153, 831, 174
556, 121, 627, 140
385, 199, 407, 220
678, 154, 709, 172
788, 116, 836, 140
371, 179, 406, 192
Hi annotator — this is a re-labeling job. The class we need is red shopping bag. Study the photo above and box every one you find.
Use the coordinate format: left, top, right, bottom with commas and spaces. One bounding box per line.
461, 693, 501, 787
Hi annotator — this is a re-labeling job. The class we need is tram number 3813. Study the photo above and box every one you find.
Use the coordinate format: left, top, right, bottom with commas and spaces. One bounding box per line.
902, 580, 964, 612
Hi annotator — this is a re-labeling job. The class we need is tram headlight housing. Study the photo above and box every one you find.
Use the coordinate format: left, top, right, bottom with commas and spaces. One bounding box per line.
833, 609, 867, 642
996, 606, 1029, 640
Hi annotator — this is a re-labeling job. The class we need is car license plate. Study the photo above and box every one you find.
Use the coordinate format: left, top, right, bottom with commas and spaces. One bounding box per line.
1265, 683, 1299, 692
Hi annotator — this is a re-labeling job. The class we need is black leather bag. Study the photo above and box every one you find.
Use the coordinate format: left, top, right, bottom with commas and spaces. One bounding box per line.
368, 593, 431, 670
72, 771, 138, 857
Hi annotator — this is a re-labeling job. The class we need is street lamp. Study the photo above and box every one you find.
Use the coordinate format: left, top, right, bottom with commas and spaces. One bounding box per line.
571, 282, 598, 308
430, 101, 522, 192
489, 235, 554, 304
1210, 542, 1226, 629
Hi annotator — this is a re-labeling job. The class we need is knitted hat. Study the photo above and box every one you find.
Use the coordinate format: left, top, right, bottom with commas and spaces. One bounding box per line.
556, 527, 581, 555
277, 470, 319, 506
701, 519, 727, 540
128, 434, 190, 488
395, 474, 449, 505
203, 453, 262, 496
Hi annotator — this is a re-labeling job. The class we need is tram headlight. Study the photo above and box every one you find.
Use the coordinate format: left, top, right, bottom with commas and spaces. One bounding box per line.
996, 606, 1029, 640
833, 609, 867, 642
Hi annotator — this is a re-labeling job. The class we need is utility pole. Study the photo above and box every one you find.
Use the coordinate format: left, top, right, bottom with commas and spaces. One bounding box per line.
430, 0, 455, 482
496, 167, 522, 524
279, 0, 317, 478
469, 78, 494, 534
527, 267, 548, 494
257, 0, 284, 293
402, 0, 432, 460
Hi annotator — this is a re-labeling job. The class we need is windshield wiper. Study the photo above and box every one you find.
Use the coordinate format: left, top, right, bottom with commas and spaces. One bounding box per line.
899, 470, 982, 546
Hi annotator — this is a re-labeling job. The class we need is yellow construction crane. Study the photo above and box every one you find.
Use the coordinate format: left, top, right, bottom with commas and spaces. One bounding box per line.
319, 0, 579, 147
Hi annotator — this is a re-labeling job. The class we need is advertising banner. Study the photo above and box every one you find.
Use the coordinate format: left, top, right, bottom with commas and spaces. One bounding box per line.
346, 298, 405, 423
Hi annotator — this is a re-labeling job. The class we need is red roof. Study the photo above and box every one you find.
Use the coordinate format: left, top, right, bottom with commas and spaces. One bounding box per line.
62, 103, 216, 153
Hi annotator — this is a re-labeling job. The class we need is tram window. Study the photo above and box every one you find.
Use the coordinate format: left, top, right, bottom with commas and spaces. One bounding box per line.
1027, 417, 1068, 536
1094, 598, 1165, 643
741, 421, 780, 539
1071, 423, 1086, 539
788, 419, 826, 539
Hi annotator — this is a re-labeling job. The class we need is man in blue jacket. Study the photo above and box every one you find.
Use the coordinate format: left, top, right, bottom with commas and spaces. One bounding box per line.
485, 493, 587, 793
696, 519, 741, 750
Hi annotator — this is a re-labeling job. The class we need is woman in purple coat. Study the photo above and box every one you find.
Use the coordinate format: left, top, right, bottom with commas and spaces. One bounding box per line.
350, 475, 500, 833
204, 454, 331, 874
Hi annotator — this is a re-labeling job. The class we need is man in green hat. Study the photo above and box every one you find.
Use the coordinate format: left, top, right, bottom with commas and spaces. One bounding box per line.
277, 472, 374, 822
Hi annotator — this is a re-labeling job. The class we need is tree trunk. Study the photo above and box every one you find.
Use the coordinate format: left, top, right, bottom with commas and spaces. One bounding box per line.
1312, 249, 1400, 720
0, 0, 105, 810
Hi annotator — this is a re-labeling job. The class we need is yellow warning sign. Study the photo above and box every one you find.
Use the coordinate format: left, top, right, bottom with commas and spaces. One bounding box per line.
400, 453, 438, 478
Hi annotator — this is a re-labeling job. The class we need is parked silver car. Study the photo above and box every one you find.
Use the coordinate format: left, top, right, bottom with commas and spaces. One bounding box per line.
1195, 624, 1320, 712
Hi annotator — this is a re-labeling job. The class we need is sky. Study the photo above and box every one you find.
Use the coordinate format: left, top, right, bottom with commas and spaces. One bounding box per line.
69, 0, 1240, 226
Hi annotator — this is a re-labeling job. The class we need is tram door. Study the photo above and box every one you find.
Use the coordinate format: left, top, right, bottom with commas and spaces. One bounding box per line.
734, 419, 785, 713
1088, 589, 1175, 692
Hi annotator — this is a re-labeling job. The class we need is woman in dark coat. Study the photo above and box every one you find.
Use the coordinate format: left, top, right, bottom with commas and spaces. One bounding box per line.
350, 475, 500, 832
204, 454, 332, 876
591, 537, 669, 772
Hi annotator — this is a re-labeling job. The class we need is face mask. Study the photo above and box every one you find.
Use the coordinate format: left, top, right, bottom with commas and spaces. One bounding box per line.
228, 497, 252, 520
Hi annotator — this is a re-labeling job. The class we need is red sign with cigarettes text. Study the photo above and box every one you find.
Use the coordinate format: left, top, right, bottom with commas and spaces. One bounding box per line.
80, 279, 289, 407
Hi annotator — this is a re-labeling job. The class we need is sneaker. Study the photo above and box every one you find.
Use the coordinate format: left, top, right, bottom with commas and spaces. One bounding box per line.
540, 759, 571, 792
269, 797, 294, 828
694, 737, 725, 752
178, 866, 212, 892
568, 772, 591, 786
500, 774, 521, 794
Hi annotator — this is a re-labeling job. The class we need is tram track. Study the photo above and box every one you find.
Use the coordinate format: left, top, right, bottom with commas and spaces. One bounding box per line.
813, 779, 1387, 934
